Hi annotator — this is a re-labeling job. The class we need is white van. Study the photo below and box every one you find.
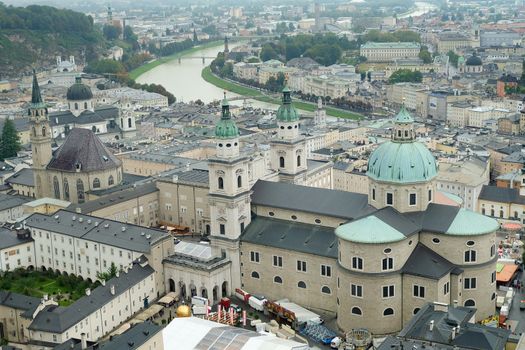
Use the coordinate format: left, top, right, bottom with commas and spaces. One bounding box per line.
191, 296, 209, 315
248, 295, 267, 311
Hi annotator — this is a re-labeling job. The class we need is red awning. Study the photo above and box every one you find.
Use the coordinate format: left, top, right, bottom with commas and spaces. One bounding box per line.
502, 222, 522, 231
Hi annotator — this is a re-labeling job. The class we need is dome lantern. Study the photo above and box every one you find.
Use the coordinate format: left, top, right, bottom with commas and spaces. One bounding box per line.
392, 102, 415, 143
214, 92, 239, 140
276, 86, 299, 123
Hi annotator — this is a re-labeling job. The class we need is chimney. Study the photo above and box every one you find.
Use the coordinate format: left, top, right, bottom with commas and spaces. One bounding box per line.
451, 326, 457, 340
115, 271, 120, 278
85, 288, 91, 296
453, 300, 458, 308
101, 279, 106, 286
81, 333, 87, 350
43, 294, 48, 301
429, 320, 434, 331
110, 285, 115, 295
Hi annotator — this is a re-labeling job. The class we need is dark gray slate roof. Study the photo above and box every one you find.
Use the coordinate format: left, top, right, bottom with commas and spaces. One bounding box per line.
398, 303, 509, 350
478, 185, 525, 205
402, 243, 461, 280
0, 228, 32, 249
67, 182, 158, 214
47, 128, 121, 172
25, 210, 170, 253
0, 290, 41, 311
404, 203, 460, 234
28, 263, 154, 333
0, 193, 30, 211
370, 206, 421, 237
5, 168, 34, 187
49, 106, 119, 127
251, 180, 372, 220
96, 321, 162, 350
241, 216, 337, 258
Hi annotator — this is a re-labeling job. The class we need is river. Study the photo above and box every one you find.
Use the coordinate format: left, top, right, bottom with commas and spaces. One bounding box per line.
136, 44, 279, 110
398, 1, 438, 19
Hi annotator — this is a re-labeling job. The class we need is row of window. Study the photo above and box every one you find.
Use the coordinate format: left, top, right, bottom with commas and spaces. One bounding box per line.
251, 252, 332, 277
371, 189, 432, 206
279, 155, 301, 168
217, 176, 242, 189
250, 272, 332, 294
52, 175, 116, 203
267, 212, 323, 224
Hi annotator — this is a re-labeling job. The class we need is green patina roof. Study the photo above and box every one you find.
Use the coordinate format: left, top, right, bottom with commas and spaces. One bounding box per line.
367, 141, 437, 183
446, 208, 500, 236
394, 104, 414, 123
335, 215, 406, 244
215, 95, 239, 139
276, 86, 299, 122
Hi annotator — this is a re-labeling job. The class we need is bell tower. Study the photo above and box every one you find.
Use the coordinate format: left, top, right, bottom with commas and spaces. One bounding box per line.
270, 86, 307, 184
29, 71, 52, 198
208, 94, 251, 292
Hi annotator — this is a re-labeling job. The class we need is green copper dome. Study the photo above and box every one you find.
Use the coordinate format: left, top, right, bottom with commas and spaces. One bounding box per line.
276, 86, 299, 122
215, 95, 239, 139
394, 104, 414, 123
67, 77, 93, 101
367, 141, 437, 183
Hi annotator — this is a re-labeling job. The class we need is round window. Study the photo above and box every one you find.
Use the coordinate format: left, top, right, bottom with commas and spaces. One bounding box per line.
315, 219, 321, 224
408, 240, 413, 245
218, 143, 223, 147
268, 212, 275, 217
280, 126, 285, 129
234, 142, 238, 146
287, 126, 292, 129
226, 143, 231, 148
432, 238, 440, 244
466, 240, 475, 247
384, 248, 392, 254
291, 215, 297, 220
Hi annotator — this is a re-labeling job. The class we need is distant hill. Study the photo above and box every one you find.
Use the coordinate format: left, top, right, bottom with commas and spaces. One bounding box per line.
0, 3, 106, 78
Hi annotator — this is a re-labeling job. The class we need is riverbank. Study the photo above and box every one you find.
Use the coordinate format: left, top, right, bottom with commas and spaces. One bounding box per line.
129, 40, 223, 80
201, 67, 363, 120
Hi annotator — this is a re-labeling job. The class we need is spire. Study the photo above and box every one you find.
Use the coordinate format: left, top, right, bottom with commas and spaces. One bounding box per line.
31, 70, 43, 105
282, 85, 292, 105
221, 91, 231, 120
394, 99, 413, 124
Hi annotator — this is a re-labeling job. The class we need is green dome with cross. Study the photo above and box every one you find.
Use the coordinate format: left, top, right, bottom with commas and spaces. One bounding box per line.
215, 94, 239, 139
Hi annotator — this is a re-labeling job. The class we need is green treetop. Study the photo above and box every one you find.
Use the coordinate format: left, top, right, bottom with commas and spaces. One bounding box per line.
0, 119, 21, 160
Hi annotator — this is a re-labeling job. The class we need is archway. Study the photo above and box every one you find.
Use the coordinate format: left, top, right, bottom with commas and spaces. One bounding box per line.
190, 284, 197, 297
201, 288, 208, 299
179, 282, 186, 299
222, 281, 228, 297
41, 266, 47, 272
87, 278, 93, 284
213, 286, 219, 303
169, 279, 176, 293
62, 271, 68, 276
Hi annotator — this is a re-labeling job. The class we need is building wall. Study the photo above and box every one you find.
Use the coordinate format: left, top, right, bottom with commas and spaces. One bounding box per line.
252, 204, 347, 228
119, 156, 176, 176
0, 242, 33, 271
240, 242, 337, 313
0, 205, 26, 223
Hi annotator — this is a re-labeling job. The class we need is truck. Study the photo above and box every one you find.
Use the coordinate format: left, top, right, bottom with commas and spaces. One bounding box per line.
191, 296, 210, 315
265, 299, 323, 329
248, 294, 267, 311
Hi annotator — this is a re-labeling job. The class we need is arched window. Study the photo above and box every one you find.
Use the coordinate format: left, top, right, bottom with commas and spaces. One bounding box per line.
108, 175, 114, 186
75, 103, 78, 110
63, 178, 70, 201
77, 179, 85, 204
42, 127, 46, 137
92, 126, 97, 133
92, 178, 101, 189
515, 211, 519, 219
351, 307, 362, 315
321, 286, 331, 294
128, 118, 132, 128
490, 209, 495, 216
274, 276, 282, 284
383, 308, 394, 316
53, 176, 60, 199
279, 157, 285, 168
218, 177, 224, 189
297, 281, 306, 289
251, 271, 259, 279
237, 175, 242, 188
84, 102, 88, 109
499, 210, 503, 218
297, 155, 301, 167
413, 308, 420, 315
464, 299, 476, 307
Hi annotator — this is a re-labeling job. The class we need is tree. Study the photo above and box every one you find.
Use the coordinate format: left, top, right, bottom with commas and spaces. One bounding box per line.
96, 262, 118, 282
419, 48, 432, 64
103, 24, 121, 40
388, 69, 423, 84
123, 25, 138, 42
304, 44, 342, 66
0, 119, 21, 160
447, 50, 460, 68
260, 44, 279, 61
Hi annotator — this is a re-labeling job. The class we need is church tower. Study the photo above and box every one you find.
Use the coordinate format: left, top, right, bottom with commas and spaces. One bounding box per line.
314, 96, 326, 127
270, 86, 307, 184
208, 94, 251, 292
29, 71, 52, 198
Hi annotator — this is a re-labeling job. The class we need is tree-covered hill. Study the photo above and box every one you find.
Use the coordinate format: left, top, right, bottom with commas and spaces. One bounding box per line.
0, 2, 105, 77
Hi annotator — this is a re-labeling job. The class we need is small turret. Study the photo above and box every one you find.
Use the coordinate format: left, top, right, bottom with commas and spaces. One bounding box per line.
392, 102, 415, 143
215, 93, 239, 158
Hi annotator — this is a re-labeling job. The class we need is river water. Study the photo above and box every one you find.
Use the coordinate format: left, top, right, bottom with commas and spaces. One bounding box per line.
137, 44, 279, 110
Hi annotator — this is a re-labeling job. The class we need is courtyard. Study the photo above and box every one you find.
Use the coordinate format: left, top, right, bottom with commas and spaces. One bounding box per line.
0, 268, 99, 306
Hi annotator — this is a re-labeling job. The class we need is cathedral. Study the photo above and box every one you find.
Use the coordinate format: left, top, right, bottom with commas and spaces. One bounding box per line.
205, 89, 499, 335
29, 72, 124, 204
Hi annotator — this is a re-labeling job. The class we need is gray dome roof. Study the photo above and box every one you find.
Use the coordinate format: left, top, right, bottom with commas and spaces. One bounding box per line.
66, 77, 93, 101
466, 55, 482, 66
